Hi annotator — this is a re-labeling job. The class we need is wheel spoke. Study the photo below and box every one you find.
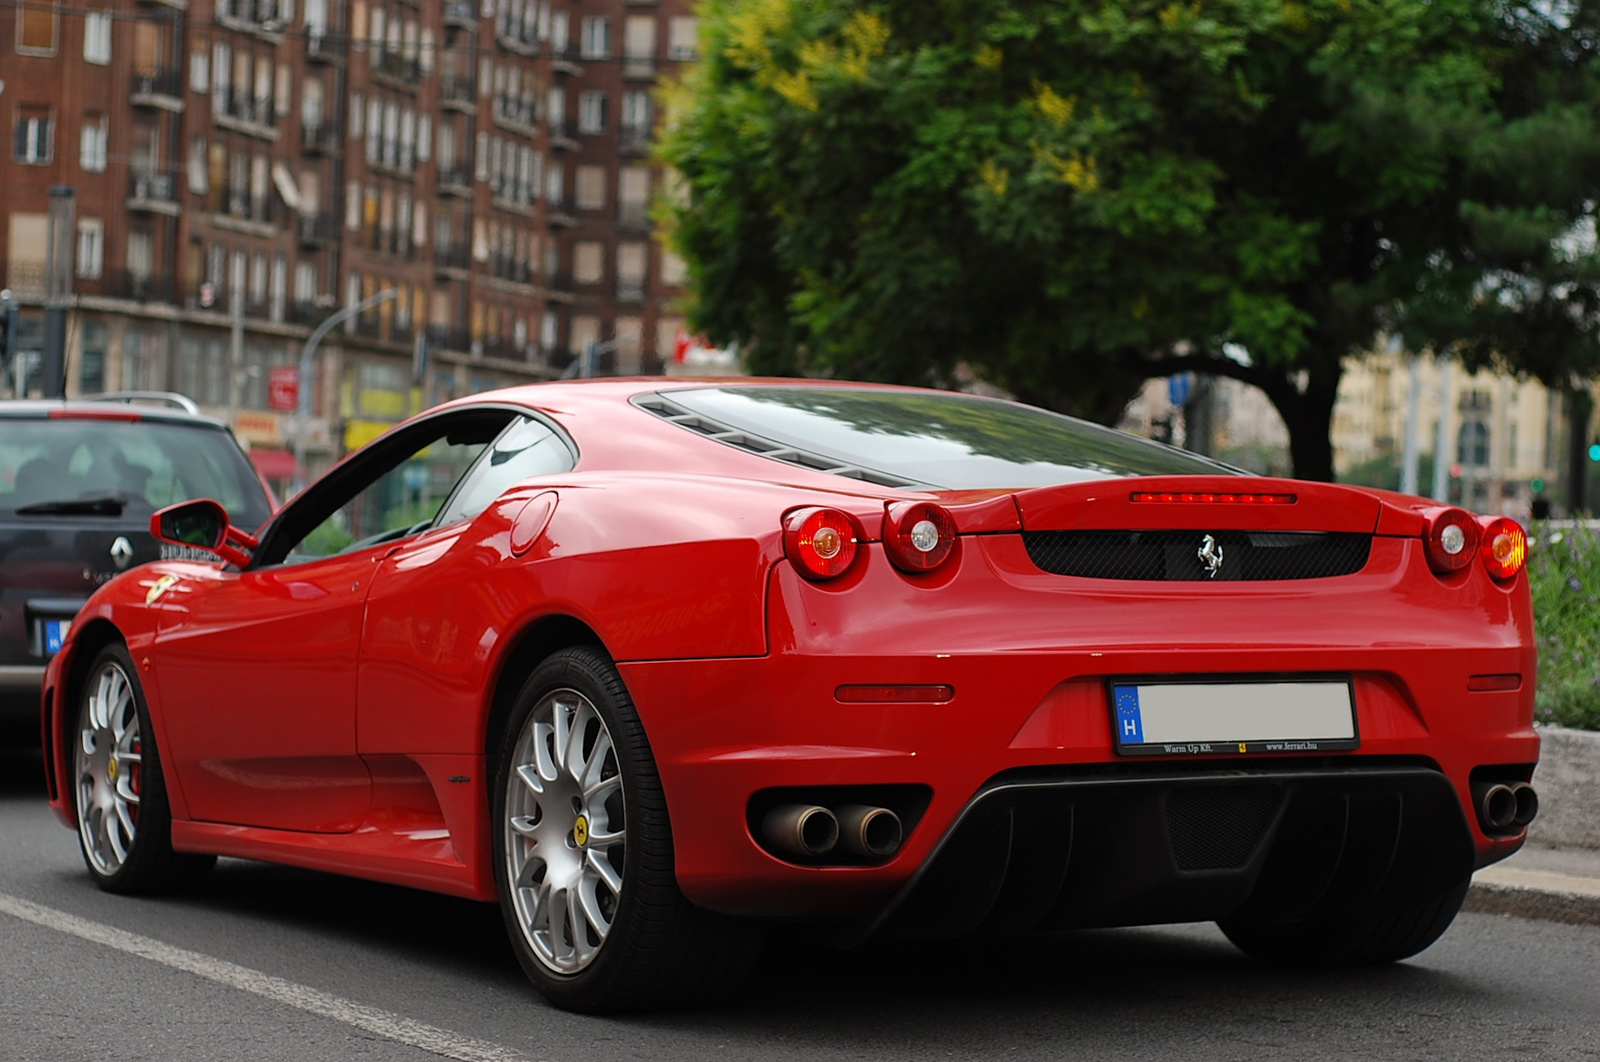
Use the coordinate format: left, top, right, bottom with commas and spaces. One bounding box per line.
582, 772, 620, 805
585, 823, 624, 851
586, 849, 622, 895
561, 704, 589, 784
514, 763, 545, 797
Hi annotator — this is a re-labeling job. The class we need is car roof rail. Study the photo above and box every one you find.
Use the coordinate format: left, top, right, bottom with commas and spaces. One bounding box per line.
84, 391, 203, 416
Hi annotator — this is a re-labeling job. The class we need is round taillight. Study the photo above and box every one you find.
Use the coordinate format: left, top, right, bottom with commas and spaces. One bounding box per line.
1479, 517, 1527, 582
783, 507, 861, 580
883, 501, 956, 573
1424, 508, 1480, 574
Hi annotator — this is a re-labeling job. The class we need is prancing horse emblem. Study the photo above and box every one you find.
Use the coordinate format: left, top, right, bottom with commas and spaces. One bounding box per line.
1197, 534, 1224, 578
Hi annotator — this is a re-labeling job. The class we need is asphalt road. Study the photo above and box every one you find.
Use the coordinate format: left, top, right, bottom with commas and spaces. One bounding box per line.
4, 741, 1600, 1062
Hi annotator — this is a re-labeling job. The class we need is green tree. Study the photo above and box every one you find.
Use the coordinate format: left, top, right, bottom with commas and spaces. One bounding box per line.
659, 0, 1600, 480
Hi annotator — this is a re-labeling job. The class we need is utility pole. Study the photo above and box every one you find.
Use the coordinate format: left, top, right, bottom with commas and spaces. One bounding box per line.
41, 186, 74, 398
292, 288, 399, 494
1400, 354, 1420, 496
1432, 360, 1453, 502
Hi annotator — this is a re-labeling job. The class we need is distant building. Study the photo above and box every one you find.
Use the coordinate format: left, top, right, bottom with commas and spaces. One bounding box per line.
0, 0, 698, 488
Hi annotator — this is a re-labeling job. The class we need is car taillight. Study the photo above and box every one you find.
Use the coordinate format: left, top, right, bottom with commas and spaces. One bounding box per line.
783, 507, 861, 580
1130, 491, 1296, 505
1479, 517, 1527, 582
1423, 508, 1480, 574
882, 501, 956, 573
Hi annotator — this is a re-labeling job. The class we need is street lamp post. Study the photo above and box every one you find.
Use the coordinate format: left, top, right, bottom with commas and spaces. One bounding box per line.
291, 288, 398, 495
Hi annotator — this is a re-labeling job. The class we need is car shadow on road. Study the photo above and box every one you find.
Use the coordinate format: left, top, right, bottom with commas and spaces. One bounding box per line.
0, 739, 46, 797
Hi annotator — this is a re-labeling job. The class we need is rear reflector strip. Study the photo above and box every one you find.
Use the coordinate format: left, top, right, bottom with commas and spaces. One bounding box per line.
1466, 674, 1521, 692
1130, 491, 1296, 505
835, 684, 955, 704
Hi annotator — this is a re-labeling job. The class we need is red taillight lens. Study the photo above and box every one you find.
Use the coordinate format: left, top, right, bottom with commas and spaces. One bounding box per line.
1479, 517, 1527, 582
1423, 508, 1480, 574
882, 501, 956, 573
1130, 491, 1295, 505
783, 507, 860, 580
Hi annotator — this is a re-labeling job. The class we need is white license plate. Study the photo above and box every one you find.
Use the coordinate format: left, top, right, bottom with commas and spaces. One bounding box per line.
43, 619, 70, 655
1110, 679, 1358, 756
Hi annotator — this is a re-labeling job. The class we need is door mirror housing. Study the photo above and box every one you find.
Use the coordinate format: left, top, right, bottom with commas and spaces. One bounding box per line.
152, 499, 259, 568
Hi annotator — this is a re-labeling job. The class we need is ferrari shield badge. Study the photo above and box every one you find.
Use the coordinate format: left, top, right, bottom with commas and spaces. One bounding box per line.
145, 574, 180, 604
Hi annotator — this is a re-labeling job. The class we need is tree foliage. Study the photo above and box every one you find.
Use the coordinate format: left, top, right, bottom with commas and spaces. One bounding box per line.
658, 0, 1600, 480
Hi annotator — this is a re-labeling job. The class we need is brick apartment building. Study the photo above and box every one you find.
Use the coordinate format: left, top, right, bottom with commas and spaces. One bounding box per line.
0, 0, 698, 488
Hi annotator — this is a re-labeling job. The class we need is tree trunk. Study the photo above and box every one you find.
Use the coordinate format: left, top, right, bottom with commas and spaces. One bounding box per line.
1254, 362, 1341, 483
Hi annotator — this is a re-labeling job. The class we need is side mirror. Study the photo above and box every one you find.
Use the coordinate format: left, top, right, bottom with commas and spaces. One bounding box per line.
151, 499, 258, 567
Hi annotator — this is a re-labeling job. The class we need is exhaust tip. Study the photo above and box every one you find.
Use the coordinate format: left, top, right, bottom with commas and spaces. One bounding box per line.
1478, 783, 1518, 832
1511, 782, 1539, 827
835, 804, 903, 860
761, 804, 839, 859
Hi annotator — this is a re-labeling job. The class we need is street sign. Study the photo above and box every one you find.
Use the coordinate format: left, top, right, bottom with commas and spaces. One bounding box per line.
268, 366, 299, 411
1168, 372, 1193, 406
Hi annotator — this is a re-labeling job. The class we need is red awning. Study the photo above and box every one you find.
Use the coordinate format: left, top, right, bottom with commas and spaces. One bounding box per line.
248, 447, 298, 479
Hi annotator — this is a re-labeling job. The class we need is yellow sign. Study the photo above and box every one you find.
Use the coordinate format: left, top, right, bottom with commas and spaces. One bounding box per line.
233, 410, 281, 446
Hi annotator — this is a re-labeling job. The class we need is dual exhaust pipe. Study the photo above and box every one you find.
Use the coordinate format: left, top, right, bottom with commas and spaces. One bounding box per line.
1473, 780, 1538, 833
761, 802, 904, 862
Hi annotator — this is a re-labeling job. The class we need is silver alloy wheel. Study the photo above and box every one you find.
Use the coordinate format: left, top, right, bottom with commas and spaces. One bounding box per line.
75, 657, 143, 877
504, 687, 626, 975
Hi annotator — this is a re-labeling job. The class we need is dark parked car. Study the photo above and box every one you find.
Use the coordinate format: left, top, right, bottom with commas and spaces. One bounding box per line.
0, 393, 275, 725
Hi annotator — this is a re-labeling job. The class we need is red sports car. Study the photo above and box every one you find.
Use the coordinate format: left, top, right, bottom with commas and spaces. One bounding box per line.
41, 378, 1538, 1012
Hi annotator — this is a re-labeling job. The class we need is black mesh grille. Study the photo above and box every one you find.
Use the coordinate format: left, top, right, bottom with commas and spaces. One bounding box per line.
1022, 530, 1370, 581
1167, 785, 1280, 871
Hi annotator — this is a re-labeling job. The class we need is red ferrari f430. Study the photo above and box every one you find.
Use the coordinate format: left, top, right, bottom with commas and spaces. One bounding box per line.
41, 379, 1538, 1012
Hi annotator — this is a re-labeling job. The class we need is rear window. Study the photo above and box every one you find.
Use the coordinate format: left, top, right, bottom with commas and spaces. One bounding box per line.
650, 386, 1233, 488
0, 417, 275, 527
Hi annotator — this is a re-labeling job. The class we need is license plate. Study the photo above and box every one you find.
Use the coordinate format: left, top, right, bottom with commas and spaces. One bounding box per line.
43, 619, 70, 655
1109, 678, 1358, 756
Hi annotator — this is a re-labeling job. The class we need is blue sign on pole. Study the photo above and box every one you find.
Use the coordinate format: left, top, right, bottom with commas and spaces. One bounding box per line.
1168, 372, 1193, 406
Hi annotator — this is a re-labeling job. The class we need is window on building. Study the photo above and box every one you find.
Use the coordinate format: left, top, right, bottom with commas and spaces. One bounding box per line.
668, 16, 697, 60
14, 106, 53, 164
574, 241, 603, 284
661, 248, 686, 286
76, 219, 104, 279
621, 90, 650, 134
576, 165, 606, 211
545, 159, 564, 206
80, 114, 108, 172
249, 251, 268, 305
79, 320, 108, 394
618, 165, 649, 223
84, 11, 112, 64
578, 91, 607, 135
17, 0, 58, 53
294, 260, 317, 303
616, 242, 646, 293
476, 131, 490, 181
128, 230, 154, 280
191, 43, 210, 93
570, 314, 599, 356
580, 16, 610, 59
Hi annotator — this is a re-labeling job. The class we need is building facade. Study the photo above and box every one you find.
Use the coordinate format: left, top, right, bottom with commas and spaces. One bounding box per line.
1, 0, 697, 489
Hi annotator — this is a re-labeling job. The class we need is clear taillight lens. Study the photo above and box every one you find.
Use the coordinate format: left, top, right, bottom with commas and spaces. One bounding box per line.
783, 507, 861, 580
1479, 517, 1527, 582
1423, 508, 1481, 574
882, 501, 956, 573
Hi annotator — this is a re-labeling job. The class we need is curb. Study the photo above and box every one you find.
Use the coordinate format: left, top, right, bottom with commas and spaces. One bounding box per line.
1466, 868, 1600, 927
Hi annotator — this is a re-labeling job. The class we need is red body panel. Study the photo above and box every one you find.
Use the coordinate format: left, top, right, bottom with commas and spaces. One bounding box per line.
40, 378, 1539, 923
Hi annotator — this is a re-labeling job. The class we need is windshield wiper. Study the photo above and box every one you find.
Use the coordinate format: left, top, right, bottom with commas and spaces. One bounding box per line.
13, 493, 130, 516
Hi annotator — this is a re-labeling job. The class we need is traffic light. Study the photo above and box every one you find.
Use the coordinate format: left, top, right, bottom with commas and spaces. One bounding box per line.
1589, 441, 1600, 462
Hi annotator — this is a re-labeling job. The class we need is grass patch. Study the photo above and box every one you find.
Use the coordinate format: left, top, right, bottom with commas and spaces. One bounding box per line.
1529, 521, 1600, 730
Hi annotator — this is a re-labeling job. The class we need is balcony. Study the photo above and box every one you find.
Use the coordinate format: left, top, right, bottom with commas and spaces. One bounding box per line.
127, 171, 181, 216
106, 270, 173, 303
546, 271, 574, 294
131, 68, 185, 111
496, 22, 538, 57
616, 280, 646, 303
298, 213, 340, 246
435, 244, 472, 275
491, 254, 533, 286
371, 50, 423, 89
436, 162, 472, 196
622, 55, 657, 80
551, 46, 583, 76
426, 324, 473, 353
215, 182, 278, 228
493, 96, 537, 135
444, 1, 476, 31
441, 77, 477, 113
305, 32, 343, 65
548, 121, 579, 152
215, 0, 287, 41
546, 203, 576, 228
214, 86, 278, 140
138, 0, 187, 11
301, 119, 342, 156
618, 127, 652, 157
617, 203, 651, 232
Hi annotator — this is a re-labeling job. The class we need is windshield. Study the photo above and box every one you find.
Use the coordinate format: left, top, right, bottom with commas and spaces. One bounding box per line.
0, 417, 275, 527
653, 386, 1234, 489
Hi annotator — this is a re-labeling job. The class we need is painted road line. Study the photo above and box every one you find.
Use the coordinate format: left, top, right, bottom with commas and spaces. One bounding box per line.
0, 892, 540, 1062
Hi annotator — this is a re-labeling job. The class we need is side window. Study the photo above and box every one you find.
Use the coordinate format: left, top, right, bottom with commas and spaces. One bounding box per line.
289, 431, 497, 561
434, 415, 573, 527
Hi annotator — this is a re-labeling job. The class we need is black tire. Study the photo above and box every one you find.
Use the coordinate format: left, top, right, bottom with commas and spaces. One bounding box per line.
72, 643, 215, 893
1218, 877, 1470, 966
490, 645, 763, 1013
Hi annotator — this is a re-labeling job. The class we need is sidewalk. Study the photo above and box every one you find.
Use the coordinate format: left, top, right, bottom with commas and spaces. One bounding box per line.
1466, 841, 1600, 926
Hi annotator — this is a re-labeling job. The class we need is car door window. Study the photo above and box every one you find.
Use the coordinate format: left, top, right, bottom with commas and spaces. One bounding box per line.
434, 416, 574, 528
